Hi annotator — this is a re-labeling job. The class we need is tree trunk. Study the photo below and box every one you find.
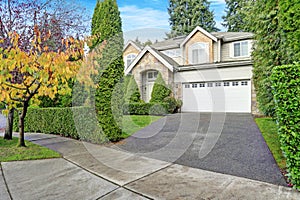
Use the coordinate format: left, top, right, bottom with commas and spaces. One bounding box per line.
18, 102, 28, 147
4, 108, 14, 140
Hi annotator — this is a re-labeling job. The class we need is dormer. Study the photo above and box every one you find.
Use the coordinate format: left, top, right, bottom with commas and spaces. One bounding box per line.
180, 26, 217, 65
123, 40, 142, 68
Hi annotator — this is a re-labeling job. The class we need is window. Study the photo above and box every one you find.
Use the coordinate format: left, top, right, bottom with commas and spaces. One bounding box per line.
215, 82, 222, 87
232, 81, 239, 86
189, 43, 209, 64
147, 71, 158, 81
233, 41, 249, 57
199, 83, 205, 88
224, 82, 230, 87
207, 82, 213, 87
185, 84, 190, 88
241, 81, 248, 86
162, 49, 181, 58
192, 83, 197, 88
126, 54, 136, 67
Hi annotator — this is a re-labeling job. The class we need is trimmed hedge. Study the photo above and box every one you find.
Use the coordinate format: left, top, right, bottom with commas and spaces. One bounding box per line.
13, 107, 106, 144
271, 63, 300, 190
123, 102, 168, 115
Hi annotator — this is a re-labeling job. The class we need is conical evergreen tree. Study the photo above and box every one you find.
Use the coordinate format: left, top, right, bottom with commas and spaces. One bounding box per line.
91, 0, 124, 141
150, 73, 171, 103
222, 0, 250, 32
124, 75, 141, 103
168, 0, 219, 38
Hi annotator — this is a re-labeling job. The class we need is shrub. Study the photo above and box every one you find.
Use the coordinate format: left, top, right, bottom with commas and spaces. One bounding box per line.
162, 97, 183, 114
150, 73, 171, 103
124, 75, 141, 103
123, 102, 168, 115
271, 63, 300, 190
13, 107, 106, 144
163, 97, 177, 113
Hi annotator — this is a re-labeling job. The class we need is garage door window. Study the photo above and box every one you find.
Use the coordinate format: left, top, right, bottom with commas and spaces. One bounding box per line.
224, 82, 230, 87
232, 81, 239, 86
207, 83, 213, 87
185, 84, 190, 88
199, 83, 205, 87
215, 82, 222, 87
241, 81, 248, 86
192, 83, 198, 88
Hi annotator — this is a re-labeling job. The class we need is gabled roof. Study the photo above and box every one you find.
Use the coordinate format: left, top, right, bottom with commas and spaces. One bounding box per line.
151, 35, 186, 50
124, 40, 143, 52
125, 46, 178, 75
180, 26, 218, 47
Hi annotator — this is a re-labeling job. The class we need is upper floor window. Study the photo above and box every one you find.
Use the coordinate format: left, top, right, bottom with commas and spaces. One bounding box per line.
162, 49, 181, 58
233, 41, 249, 57
126, 54, 136, 67
189, 43, 209, 64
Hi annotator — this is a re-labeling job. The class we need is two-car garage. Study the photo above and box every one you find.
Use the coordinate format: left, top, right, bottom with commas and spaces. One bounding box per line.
177, 63, 253, 113
182, 80, 251, 113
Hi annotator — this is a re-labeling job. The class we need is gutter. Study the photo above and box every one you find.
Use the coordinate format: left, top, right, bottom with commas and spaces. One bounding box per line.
175, 60, 253, 72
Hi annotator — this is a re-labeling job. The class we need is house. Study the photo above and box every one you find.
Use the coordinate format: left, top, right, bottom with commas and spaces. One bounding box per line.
123, 26, 258, 114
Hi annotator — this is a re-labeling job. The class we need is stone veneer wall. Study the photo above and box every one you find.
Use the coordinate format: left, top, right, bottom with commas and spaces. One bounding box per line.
130, 52, 174, 99
173, 81, 182, 100
251, 80, 260, 115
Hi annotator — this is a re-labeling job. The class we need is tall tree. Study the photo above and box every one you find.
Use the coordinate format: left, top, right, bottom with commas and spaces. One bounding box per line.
246, 0, 281, 116
222, 0, 250, 32
0, 0, 88, 140
0, 31, 85, 147
91, 0, 124, 141
168, 0, 219, 38
246, 0, 300, 116
278, 0, 300, 64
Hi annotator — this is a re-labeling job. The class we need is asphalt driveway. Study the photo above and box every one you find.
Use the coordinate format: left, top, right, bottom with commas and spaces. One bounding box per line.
115, 113, 287, 186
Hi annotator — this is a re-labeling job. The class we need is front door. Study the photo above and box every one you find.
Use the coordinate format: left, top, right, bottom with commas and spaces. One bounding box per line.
146, 82, 154, 103
144, 70, 158, 102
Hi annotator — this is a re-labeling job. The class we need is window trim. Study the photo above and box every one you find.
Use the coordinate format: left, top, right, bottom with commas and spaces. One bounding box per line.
231, 40, 250, 58
147, 70, 158, 82
188, 42, 209, 64
126, 53, 137, 68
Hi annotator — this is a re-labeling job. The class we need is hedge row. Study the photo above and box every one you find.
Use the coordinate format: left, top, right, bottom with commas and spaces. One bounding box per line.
123, 102, 169, 115
13, 107, 106, 144
271, 63, 300, 190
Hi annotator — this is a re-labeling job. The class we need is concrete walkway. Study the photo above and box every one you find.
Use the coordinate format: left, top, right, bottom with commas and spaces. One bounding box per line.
0, 132, 299, 200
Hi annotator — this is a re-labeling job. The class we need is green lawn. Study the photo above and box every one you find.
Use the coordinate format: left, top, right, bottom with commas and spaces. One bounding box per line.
0, 137, 61, 162
255, 118, 286, 169
121, 115, 163, 138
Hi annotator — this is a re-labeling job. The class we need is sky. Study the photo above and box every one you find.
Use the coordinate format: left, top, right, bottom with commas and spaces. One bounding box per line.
76, 0, 226, 42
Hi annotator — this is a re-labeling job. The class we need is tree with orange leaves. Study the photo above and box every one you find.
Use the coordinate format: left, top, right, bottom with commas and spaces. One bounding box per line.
0, 28, 84, 147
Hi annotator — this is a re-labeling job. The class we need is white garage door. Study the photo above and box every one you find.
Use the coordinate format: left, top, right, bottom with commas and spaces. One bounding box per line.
182, 80, 251, 113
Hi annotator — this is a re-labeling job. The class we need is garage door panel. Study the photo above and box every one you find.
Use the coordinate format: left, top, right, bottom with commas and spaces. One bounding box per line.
182, 80, 251, 113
